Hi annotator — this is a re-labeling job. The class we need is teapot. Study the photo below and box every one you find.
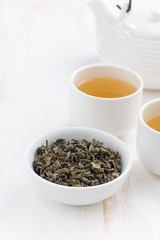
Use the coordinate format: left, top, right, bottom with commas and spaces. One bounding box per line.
88, 0, 160, 89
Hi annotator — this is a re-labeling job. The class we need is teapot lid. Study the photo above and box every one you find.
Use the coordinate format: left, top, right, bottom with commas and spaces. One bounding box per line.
123, 11, 160, 40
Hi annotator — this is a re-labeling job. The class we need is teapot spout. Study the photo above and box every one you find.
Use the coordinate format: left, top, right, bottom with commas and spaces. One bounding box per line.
87, 0, 129, 44
87, 0, 119, 33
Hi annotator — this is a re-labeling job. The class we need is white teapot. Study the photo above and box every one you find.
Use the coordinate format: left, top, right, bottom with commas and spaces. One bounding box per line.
88, 0, 160, 89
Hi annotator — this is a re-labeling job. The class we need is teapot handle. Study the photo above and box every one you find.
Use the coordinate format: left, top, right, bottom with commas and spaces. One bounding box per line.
116, 0, 132, 13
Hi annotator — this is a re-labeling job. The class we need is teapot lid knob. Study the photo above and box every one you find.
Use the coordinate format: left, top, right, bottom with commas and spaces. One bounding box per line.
123, 11, 160, 40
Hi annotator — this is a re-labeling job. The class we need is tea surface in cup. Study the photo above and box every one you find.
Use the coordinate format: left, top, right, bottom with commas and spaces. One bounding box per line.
145, 114, 160, 132
77, 77, 136, 98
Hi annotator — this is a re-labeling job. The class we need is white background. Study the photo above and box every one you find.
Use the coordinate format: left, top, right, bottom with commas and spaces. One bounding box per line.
0, 0, 160, 239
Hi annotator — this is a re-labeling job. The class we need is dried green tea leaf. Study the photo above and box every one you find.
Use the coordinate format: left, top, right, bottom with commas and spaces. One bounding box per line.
33, 138, 122, 187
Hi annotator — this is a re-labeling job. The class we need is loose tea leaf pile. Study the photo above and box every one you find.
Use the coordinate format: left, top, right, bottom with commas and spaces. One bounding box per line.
33, 138, 122, 187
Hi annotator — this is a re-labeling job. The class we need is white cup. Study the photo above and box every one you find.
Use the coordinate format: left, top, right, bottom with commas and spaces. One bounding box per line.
69, 64, 143, 137
137, 98, 160, 175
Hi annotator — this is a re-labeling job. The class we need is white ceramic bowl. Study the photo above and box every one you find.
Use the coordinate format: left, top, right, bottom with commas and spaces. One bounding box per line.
25, 127, 132, 206
137, 99, 160, 175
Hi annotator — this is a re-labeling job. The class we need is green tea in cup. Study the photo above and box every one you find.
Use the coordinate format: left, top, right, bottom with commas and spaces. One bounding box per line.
77, 77, 136, 98
146, 114, 160, 132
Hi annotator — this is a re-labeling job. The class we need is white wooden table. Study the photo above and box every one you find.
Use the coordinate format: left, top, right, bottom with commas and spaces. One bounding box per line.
0, 0, 160, 239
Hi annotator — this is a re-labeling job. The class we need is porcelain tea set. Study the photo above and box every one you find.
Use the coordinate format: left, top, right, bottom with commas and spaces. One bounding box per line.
69, 0, 160, 176
25, 0, 160, 206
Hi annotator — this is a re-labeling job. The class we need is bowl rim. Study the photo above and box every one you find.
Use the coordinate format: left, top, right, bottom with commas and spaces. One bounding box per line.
139, 98, 160, 136
25, 127, 132, 190
71, 63, 144, 101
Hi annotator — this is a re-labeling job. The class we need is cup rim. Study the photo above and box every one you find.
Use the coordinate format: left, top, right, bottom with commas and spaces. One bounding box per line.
139, 98, 160, 135
71, 63, 144, 101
